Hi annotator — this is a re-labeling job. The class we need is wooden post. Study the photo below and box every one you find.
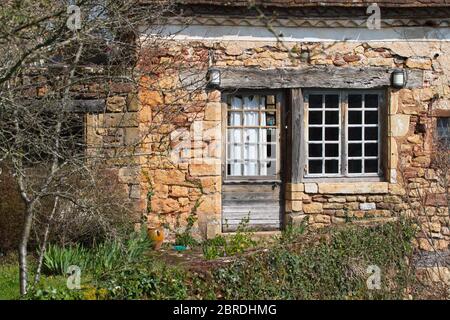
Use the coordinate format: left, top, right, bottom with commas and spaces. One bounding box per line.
290, 88, 303, 184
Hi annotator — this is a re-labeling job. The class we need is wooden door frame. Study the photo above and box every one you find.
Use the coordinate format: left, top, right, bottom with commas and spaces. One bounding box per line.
220, 89, 287, 230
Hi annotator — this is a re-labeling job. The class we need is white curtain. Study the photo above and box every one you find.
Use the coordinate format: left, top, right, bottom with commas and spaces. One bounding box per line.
259, 96, 267, 175
228, 95, 274, 177
243, 96, 259, 176
229, 97, 242, 176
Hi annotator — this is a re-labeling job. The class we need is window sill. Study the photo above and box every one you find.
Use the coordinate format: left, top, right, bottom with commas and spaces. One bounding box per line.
311, 181, 389, 194
224, 179, 282, 185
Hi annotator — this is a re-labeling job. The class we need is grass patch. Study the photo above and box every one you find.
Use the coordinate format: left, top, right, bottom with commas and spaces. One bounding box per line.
0, 254, 69, 300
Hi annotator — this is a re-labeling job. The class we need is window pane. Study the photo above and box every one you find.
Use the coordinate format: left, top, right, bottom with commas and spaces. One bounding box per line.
265, 112, 276, 126
243, 95, 259, 109
437, 117, 450, 148
365, 143, 378, 157
365, 127, 378, 140
227, 143, 242, 160
325, 144, 339, 157
244, 112, 258, 126
365, 159, 378, 173
325, 111, 339, 124
309, 95, 323, 109
309, 160, 322, 174
437, 118, 450, 138
349, 94, 362, 109
309, 127, 322, 141
243, 161, 258, 175
325, 95, 339, 109
309, 144, 322, 157
228, 112, 241, 126
244, 144, 258, 160
365, 94, 379, 109
325, 160, 339, 174
228, 129, 242, 143
244, 129, 258, 143
349, 143, 362, 157
349, 127, 362, 141
263, 128, 277, 143
349, 160, 362, 174
263, 144, 277, 159
325, 127, 339, 141
309, 111, 322, 124
230, 96, 243, 109
265, 95, 275, 108
365, 111, 378, 124
349, 111, 362, 124
262, 160, 276, 176
228, 163, 242, 176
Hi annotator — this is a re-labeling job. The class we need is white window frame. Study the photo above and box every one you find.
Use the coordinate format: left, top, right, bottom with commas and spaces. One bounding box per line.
304, 89, 383, 179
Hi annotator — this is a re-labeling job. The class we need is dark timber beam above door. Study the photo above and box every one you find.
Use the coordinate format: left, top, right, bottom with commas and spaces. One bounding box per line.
217, 66, 423, 90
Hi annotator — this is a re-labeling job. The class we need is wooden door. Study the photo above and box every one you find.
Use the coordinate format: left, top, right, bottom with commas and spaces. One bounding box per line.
221, 91, 284, 232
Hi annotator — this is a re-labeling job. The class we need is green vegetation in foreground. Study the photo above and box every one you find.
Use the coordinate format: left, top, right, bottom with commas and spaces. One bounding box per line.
0, 219, 435, 300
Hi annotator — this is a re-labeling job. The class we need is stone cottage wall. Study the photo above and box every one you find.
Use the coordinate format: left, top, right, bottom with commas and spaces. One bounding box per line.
132, 39, 449, 250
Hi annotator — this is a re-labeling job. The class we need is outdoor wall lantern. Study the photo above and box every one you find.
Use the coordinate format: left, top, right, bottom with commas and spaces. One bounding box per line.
391, 69, 407, 88
207, 68, 221, 87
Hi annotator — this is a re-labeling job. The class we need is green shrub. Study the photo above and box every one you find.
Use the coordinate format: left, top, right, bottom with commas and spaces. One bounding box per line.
212, 220, 417, 300
42, 230, 152, 276
98, 262, 188, 300
202, 218, 256, 260
42, 244, 90, 276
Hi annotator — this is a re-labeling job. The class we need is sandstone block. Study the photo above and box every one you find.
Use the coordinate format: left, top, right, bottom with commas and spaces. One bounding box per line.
124, 127, 140, 145
390, 114, 410, 137
197, 195, 221, 214
127, 93, 140, 112
318, 182, 388, 194
303, 203, 323, 214
129, 184, 141, 199
204, 102, 221, 121
360, 203, 377, 211
118, 166, 140, 184
406, 57, 432, 70
104, 113, 139, 128
292, 200, 303, 212
151, 197, 180, 213
154, 169, 186, 185
312, 214, 331, 224
171, 186, 189, 197
206, 220, 221, 239
304, 183, 318, 193
285, 213, 307, 227
189, 163, 220, 176
225, 44, 243, 56
106, 96, 126, 112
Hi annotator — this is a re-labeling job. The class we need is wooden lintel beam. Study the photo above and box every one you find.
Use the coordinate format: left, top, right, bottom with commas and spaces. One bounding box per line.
217, 66, 423, 90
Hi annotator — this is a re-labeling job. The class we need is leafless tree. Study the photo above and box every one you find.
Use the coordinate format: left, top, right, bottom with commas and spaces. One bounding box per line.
0, 0, 210, 295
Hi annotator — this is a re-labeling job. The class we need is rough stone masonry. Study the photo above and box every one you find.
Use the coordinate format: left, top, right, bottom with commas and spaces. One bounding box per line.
77, 24, 450, 254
